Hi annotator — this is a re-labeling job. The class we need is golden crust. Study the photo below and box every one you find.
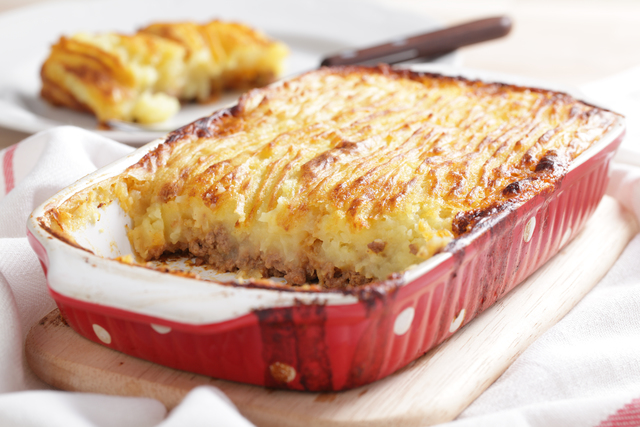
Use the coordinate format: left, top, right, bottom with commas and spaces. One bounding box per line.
131, 66, 618, 216
40, 20, 288, 124
47, 66, 621, 288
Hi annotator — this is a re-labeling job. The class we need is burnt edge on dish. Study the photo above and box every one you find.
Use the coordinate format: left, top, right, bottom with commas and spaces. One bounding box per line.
449, 150, 569, 243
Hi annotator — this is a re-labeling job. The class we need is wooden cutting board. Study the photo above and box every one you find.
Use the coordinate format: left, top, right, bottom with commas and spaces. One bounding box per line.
26, 196, 638, 427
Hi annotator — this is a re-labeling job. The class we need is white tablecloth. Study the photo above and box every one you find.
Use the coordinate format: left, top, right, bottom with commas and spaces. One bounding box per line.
0, 66, 639, 426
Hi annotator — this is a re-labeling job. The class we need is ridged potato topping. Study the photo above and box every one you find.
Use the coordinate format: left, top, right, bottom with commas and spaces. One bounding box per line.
47, 66, 620, 288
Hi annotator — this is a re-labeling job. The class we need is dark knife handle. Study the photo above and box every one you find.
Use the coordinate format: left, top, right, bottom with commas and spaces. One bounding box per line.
320, 16, 512, 67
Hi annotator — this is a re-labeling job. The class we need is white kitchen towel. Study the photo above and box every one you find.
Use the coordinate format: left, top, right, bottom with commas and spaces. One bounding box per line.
0, 127, 255, 426
1, 66, 640, 426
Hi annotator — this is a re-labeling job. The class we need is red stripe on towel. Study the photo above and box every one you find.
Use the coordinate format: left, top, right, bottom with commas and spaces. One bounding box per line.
597, 397, 640, 427
2, 145, 17, 195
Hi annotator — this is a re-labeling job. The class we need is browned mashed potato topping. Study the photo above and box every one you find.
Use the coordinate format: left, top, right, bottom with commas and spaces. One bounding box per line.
46, 66, 621, 288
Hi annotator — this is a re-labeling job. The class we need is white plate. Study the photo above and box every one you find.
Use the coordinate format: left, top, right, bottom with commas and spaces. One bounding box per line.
0, 0, 460, 145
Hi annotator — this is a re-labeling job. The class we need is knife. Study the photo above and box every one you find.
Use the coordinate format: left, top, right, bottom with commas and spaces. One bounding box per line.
320, 16, 512, 66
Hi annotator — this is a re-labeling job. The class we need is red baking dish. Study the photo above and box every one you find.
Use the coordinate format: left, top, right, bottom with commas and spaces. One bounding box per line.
27, 65, 625, 392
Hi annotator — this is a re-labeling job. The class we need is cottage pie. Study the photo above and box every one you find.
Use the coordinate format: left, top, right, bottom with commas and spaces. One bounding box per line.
44, 66, 620, 288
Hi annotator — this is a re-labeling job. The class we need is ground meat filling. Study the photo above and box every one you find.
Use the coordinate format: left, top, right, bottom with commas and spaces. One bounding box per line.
184, 227, 372, 288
